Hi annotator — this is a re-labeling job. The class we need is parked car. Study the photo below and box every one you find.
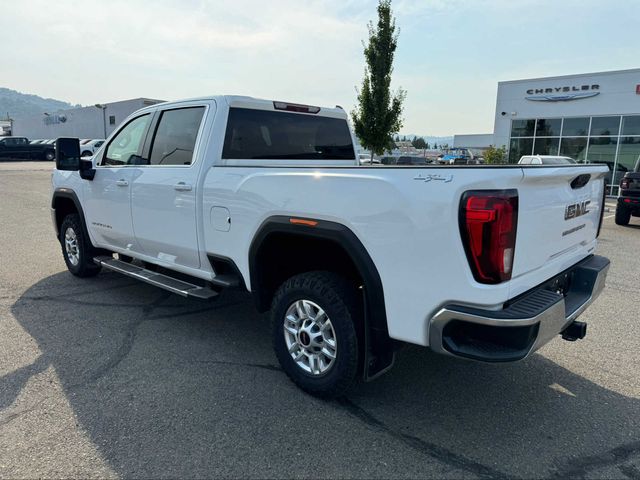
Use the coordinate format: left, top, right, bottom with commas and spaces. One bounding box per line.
615, 157, 640, 225
358, 153, 381, 165
80, 139, 106, 157
518, 155, 576, 165
0, 136, 55, 161
380, 156, 397, 165
51, 95, 609, 397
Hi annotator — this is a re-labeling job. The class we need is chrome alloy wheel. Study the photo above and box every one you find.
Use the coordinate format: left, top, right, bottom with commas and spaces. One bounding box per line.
283, 299, 337, 376
64, 227, 80, 266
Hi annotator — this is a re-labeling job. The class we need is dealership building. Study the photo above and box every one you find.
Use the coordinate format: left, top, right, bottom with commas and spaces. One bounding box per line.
454, 68, 640, 193
11, 97, 164, 140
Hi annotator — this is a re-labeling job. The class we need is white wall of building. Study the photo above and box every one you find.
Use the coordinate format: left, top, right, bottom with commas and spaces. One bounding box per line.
12, 98, 164, 140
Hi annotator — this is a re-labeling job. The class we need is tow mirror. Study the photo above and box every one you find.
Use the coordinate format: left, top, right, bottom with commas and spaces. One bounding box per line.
55, 137, 81, 171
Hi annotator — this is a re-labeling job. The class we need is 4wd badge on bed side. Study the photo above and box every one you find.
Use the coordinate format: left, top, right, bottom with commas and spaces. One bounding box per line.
565, 200, 590, 220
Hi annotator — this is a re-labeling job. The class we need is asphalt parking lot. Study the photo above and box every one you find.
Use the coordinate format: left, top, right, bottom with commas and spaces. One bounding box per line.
1, 161, 639, 479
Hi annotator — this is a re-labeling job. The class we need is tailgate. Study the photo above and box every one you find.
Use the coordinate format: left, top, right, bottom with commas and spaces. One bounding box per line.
511, 165, 608, 281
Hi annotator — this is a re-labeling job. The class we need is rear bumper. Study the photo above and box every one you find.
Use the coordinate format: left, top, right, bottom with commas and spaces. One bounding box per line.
428, 255, 610, 362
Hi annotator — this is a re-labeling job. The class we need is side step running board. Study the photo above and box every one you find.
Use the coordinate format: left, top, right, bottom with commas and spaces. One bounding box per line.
94, 256, 219, 300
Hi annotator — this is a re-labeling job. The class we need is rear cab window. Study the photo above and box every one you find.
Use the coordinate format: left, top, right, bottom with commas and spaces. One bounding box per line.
222, 108, 355, 160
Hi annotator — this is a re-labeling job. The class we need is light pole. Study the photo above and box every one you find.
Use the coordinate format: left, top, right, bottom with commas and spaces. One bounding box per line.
95, 104, 107, 139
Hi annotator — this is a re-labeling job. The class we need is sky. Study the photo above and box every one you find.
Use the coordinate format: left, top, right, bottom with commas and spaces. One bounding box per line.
2, 0, 639, 136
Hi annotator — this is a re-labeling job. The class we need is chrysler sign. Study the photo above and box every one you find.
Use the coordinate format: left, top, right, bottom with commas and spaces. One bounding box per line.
525, 84, 600, 102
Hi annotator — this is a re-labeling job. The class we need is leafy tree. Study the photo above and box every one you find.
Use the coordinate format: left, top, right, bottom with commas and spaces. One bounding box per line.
402, 135, 406, 142
351, 0, 406, 160
425, 142, 430, 149
412, 137, 427, 149
483, 145, 507, 164
433, 142, 438, 149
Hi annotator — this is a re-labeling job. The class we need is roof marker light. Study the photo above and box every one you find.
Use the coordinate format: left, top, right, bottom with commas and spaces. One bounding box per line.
273, 101, 320, 114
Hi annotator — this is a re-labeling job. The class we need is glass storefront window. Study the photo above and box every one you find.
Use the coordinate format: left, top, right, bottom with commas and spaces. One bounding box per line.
590, 116, 621, 136
507, 115, 639, 193
621, 116, 640, 136
617, 137, 640, 181
560, 137, 588, 162
533, 137, 560, 156
510, 119, 536, 137
535, 118, 561, 137
587, 137, 619, 190
561, 117, 589, 136
509, 137, 533, 163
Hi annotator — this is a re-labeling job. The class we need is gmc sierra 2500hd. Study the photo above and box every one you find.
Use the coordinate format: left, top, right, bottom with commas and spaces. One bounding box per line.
51, 96, 610, 397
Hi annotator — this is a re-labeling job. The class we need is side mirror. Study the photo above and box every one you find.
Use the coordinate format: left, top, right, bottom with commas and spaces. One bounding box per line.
55, 137, 81, 171
79, 158, 96, 180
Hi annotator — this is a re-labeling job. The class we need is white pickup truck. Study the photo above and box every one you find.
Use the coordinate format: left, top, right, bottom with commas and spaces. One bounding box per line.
51, 96, 610, 397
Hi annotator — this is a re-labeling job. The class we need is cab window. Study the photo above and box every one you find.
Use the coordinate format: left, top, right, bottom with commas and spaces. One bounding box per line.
103, 114, 151, 166
148, 107, 205, 166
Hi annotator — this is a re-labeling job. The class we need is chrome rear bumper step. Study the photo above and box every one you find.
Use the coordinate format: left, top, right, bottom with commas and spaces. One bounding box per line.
93, 256, 219, 300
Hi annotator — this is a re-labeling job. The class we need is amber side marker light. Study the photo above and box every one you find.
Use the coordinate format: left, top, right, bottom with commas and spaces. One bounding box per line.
289, 218, 318, 227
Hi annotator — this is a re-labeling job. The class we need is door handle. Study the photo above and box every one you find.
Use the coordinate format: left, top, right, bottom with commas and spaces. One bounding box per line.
116, 179, 128, 187
174, 182, 192, 191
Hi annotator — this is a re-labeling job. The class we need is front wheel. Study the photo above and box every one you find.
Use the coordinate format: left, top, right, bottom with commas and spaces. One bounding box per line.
271, 271, 360, 398
60, 214, 101, 277
615, 205, 631, 226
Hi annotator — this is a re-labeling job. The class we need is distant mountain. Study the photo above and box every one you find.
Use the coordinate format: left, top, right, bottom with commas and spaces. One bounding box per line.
0, 88, 80, 119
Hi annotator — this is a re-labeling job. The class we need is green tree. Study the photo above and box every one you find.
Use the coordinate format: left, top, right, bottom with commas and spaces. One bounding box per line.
425, 142, 430, 149
483, 145, 507, 164
433, 142, 438, 149
412, 137, 427, 149
351, 0, 406, 160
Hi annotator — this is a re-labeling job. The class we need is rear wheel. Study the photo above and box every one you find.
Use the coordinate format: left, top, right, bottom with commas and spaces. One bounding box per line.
44, 150, 55, 161
615, 205, 631, 226
81, 151, 92, 157
271, 271, 360, 398
60, 214, 101, 277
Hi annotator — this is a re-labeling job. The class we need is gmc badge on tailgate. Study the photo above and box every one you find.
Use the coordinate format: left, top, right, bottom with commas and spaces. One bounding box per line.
565, 200, 590, 220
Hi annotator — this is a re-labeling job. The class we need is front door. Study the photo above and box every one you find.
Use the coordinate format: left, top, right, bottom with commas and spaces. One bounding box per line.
83, 113, 152, 251
130, 105, 208, 270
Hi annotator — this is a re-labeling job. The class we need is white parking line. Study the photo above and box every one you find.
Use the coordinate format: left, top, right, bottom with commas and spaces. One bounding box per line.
603, 214, 615, 219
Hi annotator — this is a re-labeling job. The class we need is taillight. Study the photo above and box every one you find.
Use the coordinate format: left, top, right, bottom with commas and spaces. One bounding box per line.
620, 177, 629, 189
459, 190, 518, 284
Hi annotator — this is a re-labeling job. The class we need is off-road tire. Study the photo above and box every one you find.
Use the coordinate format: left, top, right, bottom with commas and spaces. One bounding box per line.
271, 271, 360, 398
615, 205, 631, 226
60, 213, 101, 277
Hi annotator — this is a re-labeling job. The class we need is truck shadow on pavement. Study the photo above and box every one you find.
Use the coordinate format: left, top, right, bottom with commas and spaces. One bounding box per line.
7, 270, 640, 479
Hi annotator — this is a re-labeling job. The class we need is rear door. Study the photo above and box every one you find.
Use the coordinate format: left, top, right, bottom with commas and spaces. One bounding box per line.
511, 165, 608, 280
130, 103, 209, 270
